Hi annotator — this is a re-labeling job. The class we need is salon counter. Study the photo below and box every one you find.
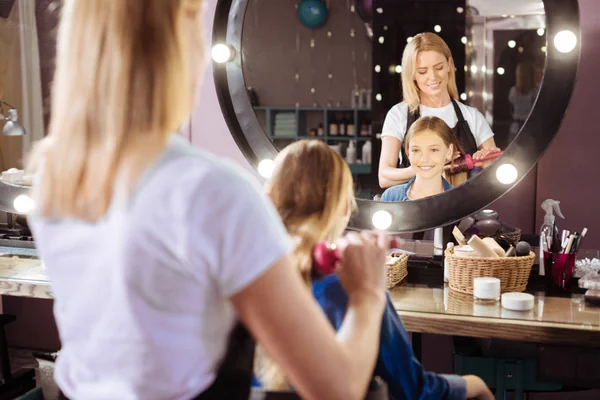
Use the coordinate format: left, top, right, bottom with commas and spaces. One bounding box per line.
0, 247, 51, 299
390, 284, 600, 347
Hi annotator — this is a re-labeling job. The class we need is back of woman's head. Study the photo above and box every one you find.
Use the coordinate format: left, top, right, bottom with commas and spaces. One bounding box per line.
401, 32, 459, 113
264, 140, 356, 283
30, 0, 204, 220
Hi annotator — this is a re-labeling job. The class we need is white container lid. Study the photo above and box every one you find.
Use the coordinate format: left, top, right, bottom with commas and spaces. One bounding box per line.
501, 292, 535, 311
473, 277, 501, 299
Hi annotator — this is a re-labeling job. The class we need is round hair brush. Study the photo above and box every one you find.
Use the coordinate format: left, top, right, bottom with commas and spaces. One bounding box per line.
447, 151, 504, 175
313, 238, 399, 276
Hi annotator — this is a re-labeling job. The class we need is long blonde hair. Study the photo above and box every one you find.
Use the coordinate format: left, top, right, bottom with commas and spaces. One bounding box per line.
404, 116, 467, 186
401, 32, 459, 114
256, 140, 356, 390
28, 0, 203, 220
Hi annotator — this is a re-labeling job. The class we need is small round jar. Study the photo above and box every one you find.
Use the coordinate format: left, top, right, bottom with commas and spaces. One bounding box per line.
473, 277, 501, 303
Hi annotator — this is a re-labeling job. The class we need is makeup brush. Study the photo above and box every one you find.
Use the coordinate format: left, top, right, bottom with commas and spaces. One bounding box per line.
313, 238, 399, 276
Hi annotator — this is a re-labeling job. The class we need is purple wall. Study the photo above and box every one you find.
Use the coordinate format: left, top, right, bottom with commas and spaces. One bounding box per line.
242, 0, 371, 107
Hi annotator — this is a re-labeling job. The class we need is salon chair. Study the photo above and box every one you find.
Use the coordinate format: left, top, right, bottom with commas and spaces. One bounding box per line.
0, 315, 36, 400
250, 377, 389, 400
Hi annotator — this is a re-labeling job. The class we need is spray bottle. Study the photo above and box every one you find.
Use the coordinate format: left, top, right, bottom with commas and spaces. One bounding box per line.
541, 199, 565, 252
539, 199, 565, 275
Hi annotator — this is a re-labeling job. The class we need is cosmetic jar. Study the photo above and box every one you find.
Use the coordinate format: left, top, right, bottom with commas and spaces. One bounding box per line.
501, 292, 534, 311
473, 277, 501, 303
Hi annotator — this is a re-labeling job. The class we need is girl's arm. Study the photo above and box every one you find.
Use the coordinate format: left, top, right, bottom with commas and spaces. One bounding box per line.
231, 233, 388, 400
378, 137, 416, 188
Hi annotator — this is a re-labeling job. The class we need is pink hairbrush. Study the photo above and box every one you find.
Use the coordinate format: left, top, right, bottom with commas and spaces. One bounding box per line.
313, 238, 399, 276
447, 151, 503, 175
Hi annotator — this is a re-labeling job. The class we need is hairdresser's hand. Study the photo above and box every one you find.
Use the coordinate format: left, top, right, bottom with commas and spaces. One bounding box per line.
335, 230, 390, 300
472, 147, 501, 161
464, 375, 494, 400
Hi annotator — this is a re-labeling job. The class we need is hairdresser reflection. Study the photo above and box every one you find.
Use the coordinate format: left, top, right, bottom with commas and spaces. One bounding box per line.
379, 33, 501, 200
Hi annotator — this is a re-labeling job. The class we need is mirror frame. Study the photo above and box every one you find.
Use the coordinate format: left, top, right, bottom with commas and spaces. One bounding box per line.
212, 0, 581, 232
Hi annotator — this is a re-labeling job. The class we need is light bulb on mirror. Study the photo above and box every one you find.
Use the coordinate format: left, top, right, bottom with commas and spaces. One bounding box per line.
211, 44, 235, 63
497, 67, 505, 75
257, 159, 275, 179
13, 194, 35, 214
374, 65, 381, 73
460, 93, 467, 101
554, 30, 577, 53
395, 65, 402, 74
537, 28, 545, 36
508, 40, 516, 48
496, 164, 518, 184
461, 36, 467, 44
372, 210, 392, 230
434, 25, 441, 33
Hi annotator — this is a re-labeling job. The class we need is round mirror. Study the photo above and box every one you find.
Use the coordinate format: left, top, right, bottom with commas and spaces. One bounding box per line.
213, 0, 580, 232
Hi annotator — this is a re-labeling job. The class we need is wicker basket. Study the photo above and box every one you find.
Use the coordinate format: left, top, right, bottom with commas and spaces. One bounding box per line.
386, 251, 408, 289
445, 247, 535, 295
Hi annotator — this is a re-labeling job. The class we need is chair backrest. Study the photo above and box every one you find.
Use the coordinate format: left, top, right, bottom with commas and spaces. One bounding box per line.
249, 377, 389, 400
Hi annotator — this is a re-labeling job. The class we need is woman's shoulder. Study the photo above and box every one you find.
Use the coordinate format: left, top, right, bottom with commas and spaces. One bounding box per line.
385, 102, 409, 118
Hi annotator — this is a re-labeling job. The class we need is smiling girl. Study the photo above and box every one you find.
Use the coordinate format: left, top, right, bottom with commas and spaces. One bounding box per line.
381, 116, 464, 202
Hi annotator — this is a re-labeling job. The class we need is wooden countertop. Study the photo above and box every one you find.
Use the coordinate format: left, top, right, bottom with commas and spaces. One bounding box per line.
390, 284, 600, 347
0, 248, 51, 299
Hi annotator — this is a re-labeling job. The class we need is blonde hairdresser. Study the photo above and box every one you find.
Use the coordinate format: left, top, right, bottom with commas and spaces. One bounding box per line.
27, 1, 390, 399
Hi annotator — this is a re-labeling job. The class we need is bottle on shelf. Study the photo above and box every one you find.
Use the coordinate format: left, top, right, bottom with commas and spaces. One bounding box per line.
339, 114, 346, 136
362, 140, 372, 164
360, 121, 369, 137
346, 114, 355, 137
346, 141, 357, 164
329, 114, 338, 136
317, 123, 324, 136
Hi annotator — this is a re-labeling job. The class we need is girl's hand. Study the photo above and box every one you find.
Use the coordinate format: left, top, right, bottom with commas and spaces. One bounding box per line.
464, 375, 494, 400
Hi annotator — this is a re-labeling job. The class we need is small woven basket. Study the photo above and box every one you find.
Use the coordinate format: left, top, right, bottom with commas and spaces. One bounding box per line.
386, 251, 408, 289
445, 247, 535, 295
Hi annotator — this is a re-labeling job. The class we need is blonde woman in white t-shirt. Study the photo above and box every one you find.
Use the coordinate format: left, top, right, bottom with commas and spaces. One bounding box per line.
26, 1, 392, 399
378, 32, 500, 189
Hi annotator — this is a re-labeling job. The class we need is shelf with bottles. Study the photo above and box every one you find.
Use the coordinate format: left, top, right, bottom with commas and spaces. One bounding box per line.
253, 106, 372, 140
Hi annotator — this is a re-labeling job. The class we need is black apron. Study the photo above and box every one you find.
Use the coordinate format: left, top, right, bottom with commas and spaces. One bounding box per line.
399, 99, 478, 169
402, 100, 477, 242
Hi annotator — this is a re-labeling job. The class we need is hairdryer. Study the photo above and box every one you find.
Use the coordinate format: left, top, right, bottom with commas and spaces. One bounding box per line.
313, 238, 399, 276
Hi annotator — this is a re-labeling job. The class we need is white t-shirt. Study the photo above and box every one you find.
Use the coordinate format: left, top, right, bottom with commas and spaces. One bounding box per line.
380, 101, 495, 163
28, 136, 292, 400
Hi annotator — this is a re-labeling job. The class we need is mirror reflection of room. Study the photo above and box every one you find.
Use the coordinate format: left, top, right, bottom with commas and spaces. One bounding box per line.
241, 0, 546, 201
376, 0, 546, 202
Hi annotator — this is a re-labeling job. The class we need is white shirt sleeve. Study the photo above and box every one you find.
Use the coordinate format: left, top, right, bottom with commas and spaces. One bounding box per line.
187, 164, 293, 298
381, 103, 408, 163
470, 108, 495, 148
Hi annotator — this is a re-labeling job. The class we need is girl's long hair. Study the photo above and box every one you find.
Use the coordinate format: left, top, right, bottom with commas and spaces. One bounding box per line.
28, 0, 204, 220
256, 140, 356, 390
